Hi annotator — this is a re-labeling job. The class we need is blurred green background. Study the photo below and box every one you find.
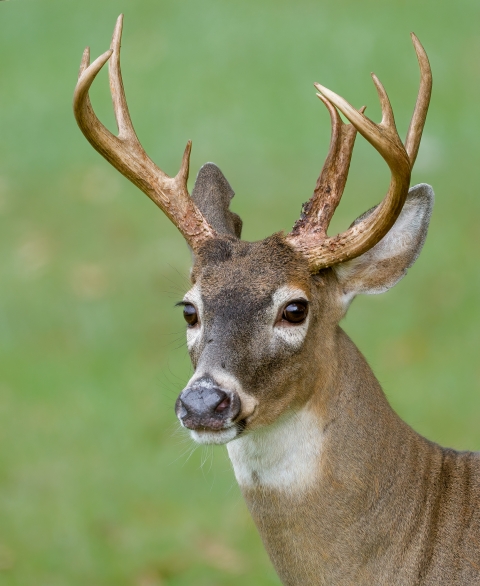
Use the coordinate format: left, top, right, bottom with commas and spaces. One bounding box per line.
0, 0, 479, 584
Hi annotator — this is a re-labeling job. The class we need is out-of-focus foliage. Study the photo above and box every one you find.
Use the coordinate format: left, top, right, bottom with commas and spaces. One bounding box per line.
0, 0, 479, 584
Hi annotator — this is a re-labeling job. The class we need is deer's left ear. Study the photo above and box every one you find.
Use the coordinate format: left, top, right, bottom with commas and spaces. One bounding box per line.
334, 183, 434, 304
191, 163, 242, 238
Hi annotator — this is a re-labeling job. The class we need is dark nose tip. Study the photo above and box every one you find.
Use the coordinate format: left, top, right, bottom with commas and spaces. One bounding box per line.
176, 384, 240, 431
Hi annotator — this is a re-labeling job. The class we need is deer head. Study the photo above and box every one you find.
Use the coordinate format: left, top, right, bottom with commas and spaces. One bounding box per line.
74, 15, 433, 446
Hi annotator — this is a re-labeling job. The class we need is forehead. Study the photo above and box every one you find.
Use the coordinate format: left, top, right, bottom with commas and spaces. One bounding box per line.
191, 235, 312, 305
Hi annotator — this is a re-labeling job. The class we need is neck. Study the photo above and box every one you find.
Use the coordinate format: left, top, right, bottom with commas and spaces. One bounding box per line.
227, 327, 431, 585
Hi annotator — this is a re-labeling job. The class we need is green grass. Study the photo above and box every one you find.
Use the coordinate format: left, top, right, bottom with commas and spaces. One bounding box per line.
0, 0, 479, 583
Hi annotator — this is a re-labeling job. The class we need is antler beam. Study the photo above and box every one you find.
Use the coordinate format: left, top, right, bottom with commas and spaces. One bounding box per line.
73, 14, 216, 251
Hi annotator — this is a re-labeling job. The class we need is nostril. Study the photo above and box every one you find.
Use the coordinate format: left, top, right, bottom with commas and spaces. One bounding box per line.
177, 400, 188, 420
215, 395, 231, 413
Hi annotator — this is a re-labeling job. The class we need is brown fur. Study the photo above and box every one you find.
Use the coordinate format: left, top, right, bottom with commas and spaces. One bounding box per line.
243, 325, 480, 585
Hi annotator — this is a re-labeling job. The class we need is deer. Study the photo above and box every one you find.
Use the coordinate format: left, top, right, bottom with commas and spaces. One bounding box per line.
74, 15, 480, 586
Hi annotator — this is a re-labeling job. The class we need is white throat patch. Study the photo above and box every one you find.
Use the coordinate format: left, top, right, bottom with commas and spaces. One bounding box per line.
227, 405, 324, 493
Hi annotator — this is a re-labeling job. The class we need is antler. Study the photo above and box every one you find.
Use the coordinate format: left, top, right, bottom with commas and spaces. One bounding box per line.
73, 15, 216, 251
286, 33, 432, 270
290, 97, 365, 240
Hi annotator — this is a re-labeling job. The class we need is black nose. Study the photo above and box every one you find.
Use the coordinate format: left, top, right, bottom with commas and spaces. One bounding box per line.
176, 382, 240, 431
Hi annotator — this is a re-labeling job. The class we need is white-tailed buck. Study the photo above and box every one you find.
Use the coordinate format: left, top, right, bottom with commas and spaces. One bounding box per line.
74, 15, 480, 586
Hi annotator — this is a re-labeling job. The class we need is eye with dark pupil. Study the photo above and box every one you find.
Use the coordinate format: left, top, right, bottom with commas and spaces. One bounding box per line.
283, 301, 308, 324
183, 304, 198, 326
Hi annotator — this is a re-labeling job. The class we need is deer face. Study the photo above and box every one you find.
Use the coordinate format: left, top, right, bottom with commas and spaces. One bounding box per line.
174, 165, 433, 445
175, 235, 341, 444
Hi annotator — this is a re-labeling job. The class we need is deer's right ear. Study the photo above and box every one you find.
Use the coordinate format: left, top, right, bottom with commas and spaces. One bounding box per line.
191, 163, 242, 239
334, 183, 434, 306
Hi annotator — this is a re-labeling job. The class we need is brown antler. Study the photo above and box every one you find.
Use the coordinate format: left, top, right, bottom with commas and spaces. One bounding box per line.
286, 33, 432, 270
290, 97, 365, 240
73, 15, 216, 251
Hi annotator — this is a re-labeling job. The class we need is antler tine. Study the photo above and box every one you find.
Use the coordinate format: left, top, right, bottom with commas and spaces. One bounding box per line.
74, 48, 116, 155
405, 33, 432, 166
287, 36, 431, 271
109, 15, 137, 141
314, 78, 408, 172
79, 46, 91, 78
73, 15, 216, 251
371, 73, 395, 130
290, 94, 363, 239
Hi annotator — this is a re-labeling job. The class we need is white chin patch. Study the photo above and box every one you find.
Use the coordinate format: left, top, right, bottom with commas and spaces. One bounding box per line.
190, 426, 238, 445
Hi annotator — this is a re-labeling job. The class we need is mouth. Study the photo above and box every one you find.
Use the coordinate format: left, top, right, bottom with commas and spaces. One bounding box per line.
189, 418, 248, 445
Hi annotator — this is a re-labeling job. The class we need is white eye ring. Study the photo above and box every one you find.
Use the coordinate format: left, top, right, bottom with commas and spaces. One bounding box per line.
183, 285, 204, 350
271, 287, 310, 348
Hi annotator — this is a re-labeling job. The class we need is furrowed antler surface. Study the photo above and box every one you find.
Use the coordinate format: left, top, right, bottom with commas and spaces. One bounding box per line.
290, 97, 366, 239
73, 15, 216, 251
286, 33, 432, 271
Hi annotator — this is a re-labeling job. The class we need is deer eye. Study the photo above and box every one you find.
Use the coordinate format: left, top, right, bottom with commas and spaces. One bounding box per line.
282, 300, 308, 324
183, 303, 198, 326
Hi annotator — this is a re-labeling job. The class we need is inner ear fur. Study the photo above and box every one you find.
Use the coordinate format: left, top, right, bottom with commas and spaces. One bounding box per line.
191, 163, 242, 238
334, 183, 434, 301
